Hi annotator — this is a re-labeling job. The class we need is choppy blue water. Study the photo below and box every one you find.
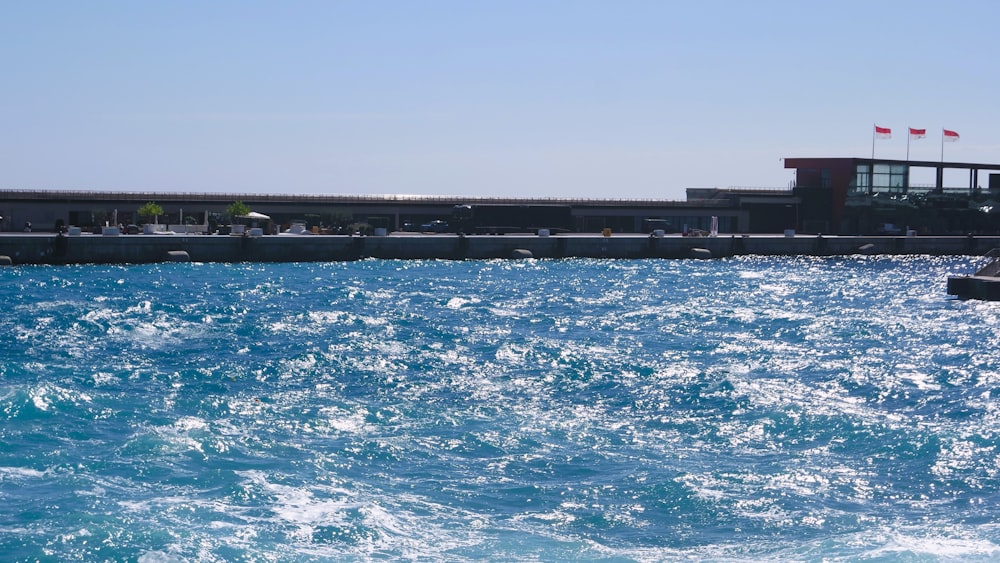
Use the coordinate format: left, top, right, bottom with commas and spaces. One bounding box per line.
2, 256, 1000, 561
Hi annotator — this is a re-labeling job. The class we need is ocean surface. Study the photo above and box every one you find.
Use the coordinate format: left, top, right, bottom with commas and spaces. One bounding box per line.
2, 256, 1000, 561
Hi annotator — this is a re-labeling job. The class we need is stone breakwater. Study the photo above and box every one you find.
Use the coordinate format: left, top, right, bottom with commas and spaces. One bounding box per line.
1, 233, 998, 265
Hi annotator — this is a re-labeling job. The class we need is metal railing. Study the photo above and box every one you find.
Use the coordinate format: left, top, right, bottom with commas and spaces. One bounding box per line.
721, 186, 795, 194
0, 188, 719, 207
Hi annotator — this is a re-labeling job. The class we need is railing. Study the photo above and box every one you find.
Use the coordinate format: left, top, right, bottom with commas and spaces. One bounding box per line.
722, 186, 795, 194
907, 183, 979, 192
0, 188, 717, 207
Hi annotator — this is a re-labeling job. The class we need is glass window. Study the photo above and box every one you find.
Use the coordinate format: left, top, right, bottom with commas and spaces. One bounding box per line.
872, 163, 908, 193
854, 164, 871, 193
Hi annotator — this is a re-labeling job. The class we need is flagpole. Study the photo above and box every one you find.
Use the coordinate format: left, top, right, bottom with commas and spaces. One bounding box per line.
907, 128, 910, 160
872, 124, 876, 160
941, 129, 944, 162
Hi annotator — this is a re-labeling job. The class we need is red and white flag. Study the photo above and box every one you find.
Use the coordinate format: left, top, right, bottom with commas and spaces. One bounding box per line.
943, 129, 960, 142
874, 125, 892, 139
909, 127, 926, 140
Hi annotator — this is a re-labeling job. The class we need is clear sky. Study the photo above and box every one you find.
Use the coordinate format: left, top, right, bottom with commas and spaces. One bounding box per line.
2, 0, 998, 200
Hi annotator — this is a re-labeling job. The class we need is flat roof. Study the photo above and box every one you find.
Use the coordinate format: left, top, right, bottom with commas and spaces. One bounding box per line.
0, 189, 729, 208
784, 157, 1000, 172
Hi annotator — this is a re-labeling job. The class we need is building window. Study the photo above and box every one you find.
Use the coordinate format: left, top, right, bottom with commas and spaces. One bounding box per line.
872, 163, 908, 194
855, 164, 871, 194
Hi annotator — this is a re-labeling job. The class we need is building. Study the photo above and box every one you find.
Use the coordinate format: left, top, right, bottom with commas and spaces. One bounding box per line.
5, 156, 997, 236
0, 190, 753, 235
785, 157, 1000, 235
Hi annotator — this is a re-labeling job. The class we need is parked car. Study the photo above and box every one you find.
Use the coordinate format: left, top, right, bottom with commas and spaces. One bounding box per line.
421, 220, 449, 233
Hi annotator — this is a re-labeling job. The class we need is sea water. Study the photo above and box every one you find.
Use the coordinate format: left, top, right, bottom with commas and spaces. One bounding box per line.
1, 256, 999, 561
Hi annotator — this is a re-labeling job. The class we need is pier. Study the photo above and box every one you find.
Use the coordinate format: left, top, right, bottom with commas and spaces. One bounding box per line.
947, 248, 1000, 300
1, 232, 998, 265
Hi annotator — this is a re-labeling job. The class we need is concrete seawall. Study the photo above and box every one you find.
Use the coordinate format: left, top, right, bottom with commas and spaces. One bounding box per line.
0, 233, 997, 265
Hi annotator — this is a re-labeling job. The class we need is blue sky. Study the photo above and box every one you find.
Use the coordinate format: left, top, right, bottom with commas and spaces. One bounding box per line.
2, 0, 997, 199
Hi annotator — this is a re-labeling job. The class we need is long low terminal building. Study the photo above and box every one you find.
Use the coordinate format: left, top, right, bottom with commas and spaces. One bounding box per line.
0, 190, 758, 234
3, 155, 1000, 235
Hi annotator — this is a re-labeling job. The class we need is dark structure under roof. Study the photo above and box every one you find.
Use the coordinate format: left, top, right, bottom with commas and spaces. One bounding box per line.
785, 157, 1000, 235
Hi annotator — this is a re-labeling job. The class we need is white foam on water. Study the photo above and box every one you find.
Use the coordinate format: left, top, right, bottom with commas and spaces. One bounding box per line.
238, 470, 358, 540
211, 470, 490, 559
22, 383, 92, 413
861, 528, 1000, 559
0, 466, 47, 480
137, 551, 187, 563
123, 416, 214, 458
269, 310, 354, 335
90, 371, 120, 386
302, 401, 374, 436
445, 296, 480, 309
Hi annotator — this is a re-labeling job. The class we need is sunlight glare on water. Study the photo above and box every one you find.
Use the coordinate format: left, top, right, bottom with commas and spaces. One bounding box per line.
1, 256, 1000, 561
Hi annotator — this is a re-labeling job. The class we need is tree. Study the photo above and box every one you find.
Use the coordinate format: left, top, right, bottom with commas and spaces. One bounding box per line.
137, 202, 163, 224
227, 200, 251, 221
